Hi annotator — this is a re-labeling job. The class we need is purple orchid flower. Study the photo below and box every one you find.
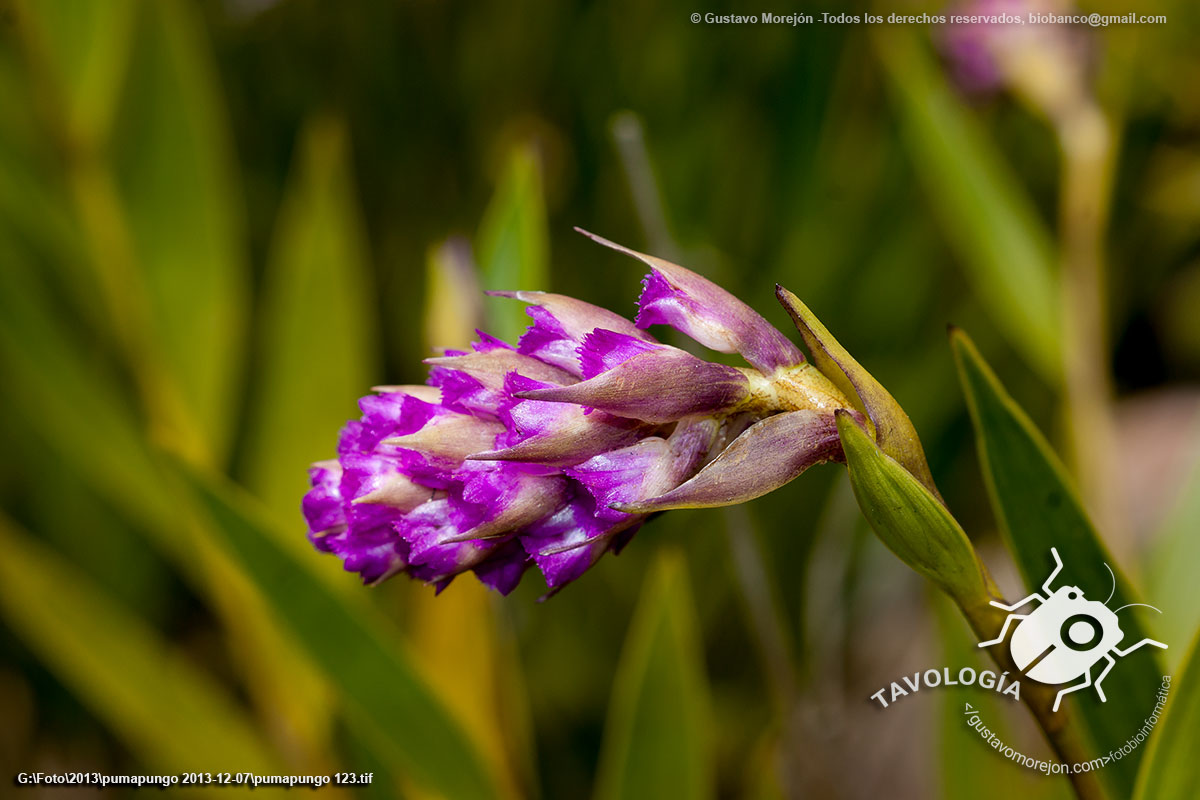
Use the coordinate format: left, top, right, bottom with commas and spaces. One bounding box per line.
302, 231, 877, 596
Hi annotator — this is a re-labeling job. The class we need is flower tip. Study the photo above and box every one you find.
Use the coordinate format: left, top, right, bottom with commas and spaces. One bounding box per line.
834, 406, 863, 429
486, 289, 547, 304
574, 226, 647, 261
774, 283, 804, 316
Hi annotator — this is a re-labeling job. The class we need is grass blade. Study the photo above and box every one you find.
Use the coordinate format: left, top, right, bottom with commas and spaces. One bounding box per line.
0, 514, 282, 780
477, 143, 549, 343
114, 0, 248, 461
593, 549, 714, 800
877, 32, 1060, 384
184, 465, 497, 800
1133, 627, 1200, 800
1146, 427, 1200, 670
240, 115, 377, 526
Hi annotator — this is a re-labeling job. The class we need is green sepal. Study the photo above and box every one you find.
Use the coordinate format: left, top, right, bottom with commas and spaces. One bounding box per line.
835, 410, 988, 607
777, 286, 940, 500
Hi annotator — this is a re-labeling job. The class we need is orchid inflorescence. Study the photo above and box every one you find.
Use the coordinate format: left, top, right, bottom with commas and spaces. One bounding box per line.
302, 231, 908, 596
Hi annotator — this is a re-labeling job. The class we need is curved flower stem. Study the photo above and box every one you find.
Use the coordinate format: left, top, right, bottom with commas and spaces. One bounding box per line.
959, 575, 1108, 800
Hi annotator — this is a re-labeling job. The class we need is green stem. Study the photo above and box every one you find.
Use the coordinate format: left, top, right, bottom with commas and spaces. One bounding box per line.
958, 571, 1109, 800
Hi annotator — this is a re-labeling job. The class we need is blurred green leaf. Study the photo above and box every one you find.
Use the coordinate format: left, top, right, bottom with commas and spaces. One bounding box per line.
424, 237, 484, 351
876, 32, 1061, 385
0, 50, 86, 273
953, 329, 1162, 797
477, 144, 549, 343
1133, 627, 1200, 800
241, 115, 377, 523
415, 236, 536, 800
16, 0, 135, 144
0, 514, 282, 779
0, 238, 335, 769
115, 0, 248, 462
184, 465, 497, 800
1146, 427, 1200, 670
594, 549, 713, 800
0, 240, 165, 528
836, 411, 988, 606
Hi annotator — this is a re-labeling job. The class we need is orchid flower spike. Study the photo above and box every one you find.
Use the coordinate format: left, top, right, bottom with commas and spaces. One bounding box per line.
303, 231, 928, 596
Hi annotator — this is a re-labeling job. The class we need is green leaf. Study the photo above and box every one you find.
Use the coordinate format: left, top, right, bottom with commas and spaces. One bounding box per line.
1133, 627, 1200, 800
183, 465, 497, 800
876, 31, 1061, 384
0, 514, 282, 779
953, 329, 1164, 797
0, 237, 335, 768
477, 144, 549, 343
114, 0, 248, 462
1146, 428, 1200, 670
836, 411, 989, 606
594, 549, 713, 800
424, 237, 484, 351
15, 0, 135, 144
240, 115, 377, 525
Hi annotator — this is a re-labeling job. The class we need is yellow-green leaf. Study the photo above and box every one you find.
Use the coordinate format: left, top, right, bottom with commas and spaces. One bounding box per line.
594, 550, 714, 800
14, 0, 135, 145
0, 514, 282, 780
877, 31, 1060, 384
115, 0, 248, 461
478, 144, 549, 342
241, 115, 377, 525
185, 466, 498, 800
1133, 626, 1200, 800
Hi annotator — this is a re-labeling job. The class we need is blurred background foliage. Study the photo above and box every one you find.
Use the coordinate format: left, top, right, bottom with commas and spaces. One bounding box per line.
1, 0, 1199, 797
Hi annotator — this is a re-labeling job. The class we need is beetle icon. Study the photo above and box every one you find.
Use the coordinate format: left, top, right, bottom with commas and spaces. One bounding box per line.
978, 548, 1167, 712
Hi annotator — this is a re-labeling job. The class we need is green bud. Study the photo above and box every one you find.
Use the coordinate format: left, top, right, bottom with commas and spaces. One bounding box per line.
835, 410, 990, 606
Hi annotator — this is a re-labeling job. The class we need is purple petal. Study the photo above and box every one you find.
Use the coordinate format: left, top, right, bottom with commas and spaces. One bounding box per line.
489, 290, 656, 375
469, 374, 647, 466
518, 492, 640, 589
516, 348, 750, 424
577, 329, 661, 379
616, 409, 844, 512
577, 229, 804, 373
323, 522, 410, 586
446, 464, 568, 541
428, 367, 505, 417
567, 417, 717, 523
302, 460, 346, 546
349, 390, 444, 452
399, 499, 506, 579
426, 348, 577, 390
472, 539, 532, 595
566, 439, 671, 525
